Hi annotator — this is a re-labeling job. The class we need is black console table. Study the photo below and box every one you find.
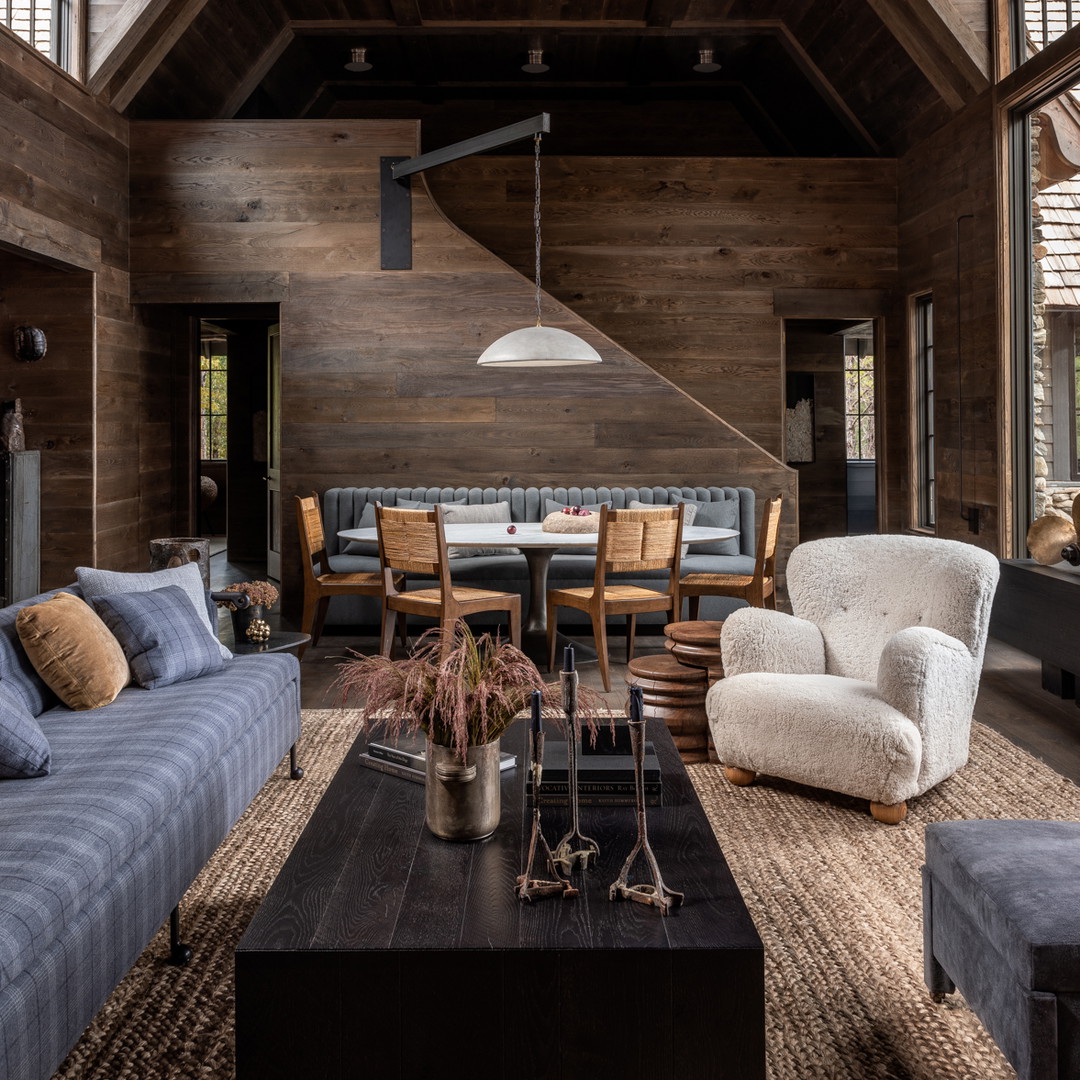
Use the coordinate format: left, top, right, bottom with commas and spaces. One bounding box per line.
990, 559, 1080, 700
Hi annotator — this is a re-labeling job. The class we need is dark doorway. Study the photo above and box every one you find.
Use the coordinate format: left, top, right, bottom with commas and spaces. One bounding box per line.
784, 318, 879, 541
191, 305, 280, 576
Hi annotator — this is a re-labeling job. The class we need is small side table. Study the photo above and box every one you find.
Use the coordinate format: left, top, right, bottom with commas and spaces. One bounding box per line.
230, 631, 311, 657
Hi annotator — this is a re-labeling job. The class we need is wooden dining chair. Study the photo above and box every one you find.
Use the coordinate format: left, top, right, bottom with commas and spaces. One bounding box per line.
679, 494, 783, 619
546, 504, 684, 692
296, 494, 404, 659
375, 504, 522, 657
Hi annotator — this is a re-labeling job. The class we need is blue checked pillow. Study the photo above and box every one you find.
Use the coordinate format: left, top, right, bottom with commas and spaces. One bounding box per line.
0, 679, 50, 778
92, 585, 228, 689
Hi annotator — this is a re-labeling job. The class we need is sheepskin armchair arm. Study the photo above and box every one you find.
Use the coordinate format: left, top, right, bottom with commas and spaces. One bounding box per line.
720, 607, 825, 678
876, 626, 980, 793
707, 534, 1000, 824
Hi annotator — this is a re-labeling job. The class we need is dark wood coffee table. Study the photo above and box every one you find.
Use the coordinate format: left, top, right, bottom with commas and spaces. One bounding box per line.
235, 718, 765, 1080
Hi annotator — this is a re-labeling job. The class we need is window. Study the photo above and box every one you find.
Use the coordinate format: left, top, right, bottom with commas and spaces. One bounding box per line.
200, 338, 227, 461
1, 0, 76, 72
844, 333, 875, 460
914, 295, 936, 528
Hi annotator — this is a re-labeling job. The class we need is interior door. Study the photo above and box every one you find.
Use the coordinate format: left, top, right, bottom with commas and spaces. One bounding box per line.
266, 324, 281, 581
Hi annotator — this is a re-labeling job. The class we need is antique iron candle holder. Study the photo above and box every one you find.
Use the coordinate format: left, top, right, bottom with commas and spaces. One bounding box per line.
609, 686, 684, 915
516, 690, 578, 902
554, 646, 600, 873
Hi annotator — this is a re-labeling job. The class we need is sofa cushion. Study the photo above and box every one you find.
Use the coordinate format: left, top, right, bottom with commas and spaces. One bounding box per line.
396, 497, 467, 511
0, 680, 50, 778
0, 653, 298, 993
441, 501, 518, 558
925, 819, 1080, 992
15, 592, 131, 711
76, 563, 232, 662
93, 586, 227, 689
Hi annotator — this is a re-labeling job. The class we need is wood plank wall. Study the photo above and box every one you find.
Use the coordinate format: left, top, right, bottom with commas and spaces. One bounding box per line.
129, 120, 799, 613
895, 91, 1000, 550
427, 156, 899, 461
0, 27, 185, 586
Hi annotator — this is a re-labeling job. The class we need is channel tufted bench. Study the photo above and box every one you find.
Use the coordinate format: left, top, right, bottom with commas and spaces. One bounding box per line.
318, 484, 757, 628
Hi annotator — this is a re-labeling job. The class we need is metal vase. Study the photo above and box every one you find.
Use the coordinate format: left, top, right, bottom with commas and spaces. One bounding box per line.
425, 740, 502, 841
230, 604, 267, 641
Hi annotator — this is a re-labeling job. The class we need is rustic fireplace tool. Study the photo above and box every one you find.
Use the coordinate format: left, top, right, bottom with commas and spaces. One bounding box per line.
516, 690, 578, 901
554, 646, 600, 874
609, 686, 684, 914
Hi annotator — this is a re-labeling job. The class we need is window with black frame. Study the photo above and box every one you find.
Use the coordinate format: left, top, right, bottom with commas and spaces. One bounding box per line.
914, 295, 936, 529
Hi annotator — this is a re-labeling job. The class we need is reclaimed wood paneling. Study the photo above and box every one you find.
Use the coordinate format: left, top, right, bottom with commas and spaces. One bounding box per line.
428, 155, 898, 459
896, 91, 1000, 551
129, 119, 797, 616
0, 29, 189, 583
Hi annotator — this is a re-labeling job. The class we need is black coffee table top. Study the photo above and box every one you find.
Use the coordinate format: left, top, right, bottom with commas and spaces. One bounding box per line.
238, 717, 761, 957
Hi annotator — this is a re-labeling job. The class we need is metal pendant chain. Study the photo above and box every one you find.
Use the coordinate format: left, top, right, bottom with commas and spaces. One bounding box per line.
534, 132, 543, 327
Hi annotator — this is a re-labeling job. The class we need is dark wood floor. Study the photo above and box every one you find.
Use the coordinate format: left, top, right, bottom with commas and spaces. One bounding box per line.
213, 551, 1080, 787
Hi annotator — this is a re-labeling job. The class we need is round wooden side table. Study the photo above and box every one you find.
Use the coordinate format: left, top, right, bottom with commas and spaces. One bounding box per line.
626, 652, 711, 763
663, 619, 725, 683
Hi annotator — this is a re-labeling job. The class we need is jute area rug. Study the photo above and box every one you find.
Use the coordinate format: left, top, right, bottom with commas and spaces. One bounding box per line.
51, 710, 1079, 1080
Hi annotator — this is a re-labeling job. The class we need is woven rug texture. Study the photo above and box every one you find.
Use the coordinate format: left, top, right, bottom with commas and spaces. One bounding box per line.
51, 710, 1079, 1080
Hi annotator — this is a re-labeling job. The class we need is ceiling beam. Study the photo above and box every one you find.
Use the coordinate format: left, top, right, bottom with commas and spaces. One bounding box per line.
286, 20, 783, 36
217, 26, 295, 118
388, 0, 424, 28
100, 0, 214, 111
87, 0, 177, 94
864, 0, 989, 112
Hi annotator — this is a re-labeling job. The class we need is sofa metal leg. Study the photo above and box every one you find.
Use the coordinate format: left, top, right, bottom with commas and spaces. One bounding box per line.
290, 744, 304, 780
930, 991, 950, 1004
168, 905, 193, 967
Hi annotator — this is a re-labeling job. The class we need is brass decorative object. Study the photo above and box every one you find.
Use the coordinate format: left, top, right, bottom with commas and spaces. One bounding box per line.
246, 618, 271, 643
1027, 514, 1077, 564
609, 686, 684, 915
553, 646, 600, 874
516, 691, 578, 901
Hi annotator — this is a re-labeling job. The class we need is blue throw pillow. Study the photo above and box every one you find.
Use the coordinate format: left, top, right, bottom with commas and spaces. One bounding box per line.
675, 497, 741, 555
93, 585, 227, 689
0, 679, 50, 778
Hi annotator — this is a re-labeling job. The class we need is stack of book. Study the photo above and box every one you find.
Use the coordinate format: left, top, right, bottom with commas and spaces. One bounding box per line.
528, 723, 662, 806
358, 735, 517, 784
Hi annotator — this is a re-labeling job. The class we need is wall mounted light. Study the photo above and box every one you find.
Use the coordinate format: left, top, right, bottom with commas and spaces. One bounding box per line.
693, 48, 721, 73
13, 326, 46, 362
344, 47, 372, 72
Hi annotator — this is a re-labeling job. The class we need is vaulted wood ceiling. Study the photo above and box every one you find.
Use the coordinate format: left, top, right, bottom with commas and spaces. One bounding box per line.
94, 0, 990, 157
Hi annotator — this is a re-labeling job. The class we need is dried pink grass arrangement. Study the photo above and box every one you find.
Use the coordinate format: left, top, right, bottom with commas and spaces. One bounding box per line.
334, 620, 603, 762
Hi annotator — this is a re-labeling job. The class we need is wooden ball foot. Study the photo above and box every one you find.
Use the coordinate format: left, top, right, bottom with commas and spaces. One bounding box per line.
869, 800, 908, 824
723, 765, 756, 786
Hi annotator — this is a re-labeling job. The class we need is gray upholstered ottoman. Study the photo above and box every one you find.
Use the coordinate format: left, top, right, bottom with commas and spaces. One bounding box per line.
922, 820, 1080, 1080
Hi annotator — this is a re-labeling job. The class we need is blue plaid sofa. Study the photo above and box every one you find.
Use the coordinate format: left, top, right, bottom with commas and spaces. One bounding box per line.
0, 586, 302, 1080
319, 484, 758, 627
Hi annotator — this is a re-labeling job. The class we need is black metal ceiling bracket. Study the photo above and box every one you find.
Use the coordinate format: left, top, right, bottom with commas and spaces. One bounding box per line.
380, 113, 551, 271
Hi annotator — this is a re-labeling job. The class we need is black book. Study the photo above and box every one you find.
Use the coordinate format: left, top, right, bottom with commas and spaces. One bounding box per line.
357, 752, 426, 785
539, 739, 660, 784
527, 782, 662, 807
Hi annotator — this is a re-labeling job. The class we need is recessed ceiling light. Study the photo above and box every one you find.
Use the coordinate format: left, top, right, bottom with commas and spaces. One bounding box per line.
522, 48, 549, 74
345, 47, 372, 72
693, 48, 721, 73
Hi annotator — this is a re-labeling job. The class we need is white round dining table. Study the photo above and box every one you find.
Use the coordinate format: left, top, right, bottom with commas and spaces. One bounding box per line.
337, 521, 738, 638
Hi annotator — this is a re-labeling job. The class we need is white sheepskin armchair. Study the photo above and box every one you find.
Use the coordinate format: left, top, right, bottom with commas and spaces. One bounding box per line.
705, 534, 1000, 823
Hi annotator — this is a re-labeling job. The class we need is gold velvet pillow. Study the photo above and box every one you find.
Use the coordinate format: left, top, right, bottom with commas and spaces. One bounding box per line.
16, 592, 130, 710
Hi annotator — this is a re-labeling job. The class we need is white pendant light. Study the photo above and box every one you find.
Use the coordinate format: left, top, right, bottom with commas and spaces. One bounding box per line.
477, 133, 601, 367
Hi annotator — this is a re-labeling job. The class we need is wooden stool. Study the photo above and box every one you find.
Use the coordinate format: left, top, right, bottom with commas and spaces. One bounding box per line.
663, 619, 724, 683
626, 653, 710, 763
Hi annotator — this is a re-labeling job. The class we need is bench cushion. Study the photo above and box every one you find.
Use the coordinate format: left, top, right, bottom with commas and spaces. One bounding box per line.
925, 819, 1080, 991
